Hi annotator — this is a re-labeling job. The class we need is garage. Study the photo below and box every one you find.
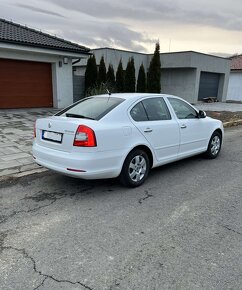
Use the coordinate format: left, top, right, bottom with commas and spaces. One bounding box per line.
0, 58, 53, 109
198, 72, 220, 101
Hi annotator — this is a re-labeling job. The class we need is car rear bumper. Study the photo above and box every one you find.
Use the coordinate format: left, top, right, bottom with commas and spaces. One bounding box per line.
32, 142, 124, 179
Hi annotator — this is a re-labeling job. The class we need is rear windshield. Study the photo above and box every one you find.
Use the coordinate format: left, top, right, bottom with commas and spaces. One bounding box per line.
56, 97, 124, 120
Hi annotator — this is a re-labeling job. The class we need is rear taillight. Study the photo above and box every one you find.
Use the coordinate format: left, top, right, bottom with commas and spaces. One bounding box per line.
73, 125, 97, 147
34, 121, 36, 138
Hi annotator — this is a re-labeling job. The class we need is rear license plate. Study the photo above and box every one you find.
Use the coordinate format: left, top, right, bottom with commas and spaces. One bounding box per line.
42, 130, 63, 143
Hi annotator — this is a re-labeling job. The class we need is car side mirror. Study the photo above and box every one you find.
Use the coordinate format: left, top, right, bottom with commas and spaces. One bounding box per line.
198, 110, 206, 118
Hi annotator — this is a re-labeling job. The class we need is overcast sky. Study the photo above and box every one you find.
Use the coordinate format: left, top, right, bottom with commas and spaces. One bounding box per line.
1, 0, 242, 55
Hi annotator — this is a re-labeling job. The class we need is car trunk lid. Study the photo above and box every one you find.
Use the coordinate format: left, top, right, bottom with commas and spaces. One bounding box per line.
35, 116, 97, 152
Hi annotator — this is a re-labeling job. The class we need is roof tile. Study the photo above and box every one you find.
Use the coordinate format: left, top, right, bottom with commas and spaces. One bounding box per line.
0, 18, 90, 54
230, 55, 242, 70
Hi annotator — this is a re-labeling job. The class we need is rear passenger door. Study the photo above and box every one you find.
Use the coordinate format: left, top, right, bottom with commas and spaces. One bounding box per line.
129, 97, 180, 164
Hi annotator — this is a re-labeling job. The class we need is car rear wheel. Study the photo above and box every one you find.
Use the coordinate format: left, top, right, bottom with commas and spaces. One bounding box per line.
119, 149, 150, 187
205, 131, 222, 159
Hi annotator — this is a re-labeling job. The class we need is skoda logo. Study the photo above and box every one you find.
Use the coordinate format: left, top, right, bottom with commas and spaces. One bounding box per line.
48, 122, 52, 129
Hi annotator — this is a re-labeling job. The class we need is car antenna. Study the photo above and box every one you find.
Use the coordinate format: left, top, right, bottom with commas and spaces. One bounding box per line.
106, 89, 111, 96
106, 88, 111, 103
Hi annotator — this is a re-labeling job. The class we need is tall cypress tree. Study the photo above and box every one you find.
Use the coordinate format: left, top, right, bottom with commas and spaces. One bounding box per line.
85, 56, 93, 92
106, 64, 115, 87
147, 42, 161, 93
136, 63, 146, 92
98, 56, 106, 85
116, 59, 124, 92
124, 57, 136, 92
85, 55, 98, 92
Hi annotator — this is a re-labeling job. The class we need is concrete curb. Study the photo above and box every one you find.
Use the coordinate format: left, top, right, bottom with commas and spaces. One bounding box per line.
0, 162, 40, 177
0, 163, 47, 182
223, 119, 242, 128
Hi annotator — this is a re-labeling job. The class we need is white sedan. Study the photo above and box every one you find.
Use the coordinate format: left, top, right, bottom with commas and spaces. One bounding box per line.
33, 93, 223, 187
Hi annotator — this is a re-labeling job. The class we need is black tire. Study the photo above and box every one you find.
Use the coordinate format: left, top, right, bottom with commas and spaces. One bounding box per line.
119, 149, 150, 187
205, 131, 222, 159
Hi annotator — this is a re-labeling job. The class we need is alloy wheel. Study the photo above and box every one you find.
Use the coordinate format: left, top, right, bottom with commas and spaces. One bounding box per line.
129, 155, 147, 182
211, 135, 221, 156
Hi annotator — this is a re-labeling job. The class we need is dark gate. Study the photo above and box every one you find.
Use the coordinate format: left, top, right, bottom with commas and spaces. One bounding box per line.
198, 72, 220, 101
73, 75, 85, 103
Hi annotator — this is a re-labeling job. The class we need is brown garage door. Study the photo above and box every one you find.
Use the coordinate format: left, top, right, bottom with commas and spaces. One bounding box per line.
0, 58, 53, 108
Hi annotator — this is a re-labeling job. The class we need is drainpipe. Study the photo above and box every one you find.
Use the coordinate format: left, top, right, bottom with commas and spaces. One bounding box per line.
72, 58, 81, 65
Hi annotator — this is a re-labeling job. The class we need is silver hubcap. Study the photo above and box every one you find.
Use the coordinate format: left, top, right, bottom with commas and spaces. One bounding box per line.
211, 135, 221, 155
129, 155, 147, 182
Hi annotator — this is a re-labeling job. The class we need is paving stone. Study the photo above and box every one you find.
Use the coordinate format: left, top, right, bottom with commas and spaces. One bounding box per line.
20, 163, 41, 172
1, 152, 31, 161
0, 144, 12, 148
17, 157, 34, 165
0, 160, 20, 170
17, 145, 32, 152
0, 147, 22, 154
2, 128, 17, 134
0, 108, 57, 177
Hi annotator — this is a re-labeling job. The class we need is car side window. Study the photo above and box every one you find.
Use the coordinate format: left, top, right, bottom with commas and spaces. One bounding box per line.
130, 102, 148, 121
168, 98, 198, 119
142, 98, 171, 121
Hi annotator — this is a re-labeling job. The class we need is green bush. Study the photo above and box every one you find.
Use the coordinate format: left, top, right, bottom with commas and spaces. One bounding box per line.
85, 82, 116, 97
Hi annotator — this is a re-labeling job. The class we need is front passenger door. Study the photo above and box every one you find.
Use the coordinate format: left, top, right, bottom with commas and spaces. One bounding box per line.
130, 97, 180, 163
167, 97, 209, 157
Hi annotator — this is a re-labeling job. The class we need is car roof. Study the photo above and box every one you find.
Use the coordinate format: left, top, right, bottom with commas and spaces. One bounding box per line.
90, 93, 176, 100
88, 93, 199, 114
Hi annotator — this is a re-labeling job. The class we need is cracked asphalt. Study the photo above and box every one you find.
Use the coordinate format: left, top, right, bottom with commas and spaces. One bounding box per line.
1, 126, 242, 290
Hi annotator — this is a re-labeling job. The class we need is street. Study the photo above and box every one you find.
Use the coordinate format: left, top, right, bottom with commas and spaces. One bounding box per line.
1, 126, 242, 290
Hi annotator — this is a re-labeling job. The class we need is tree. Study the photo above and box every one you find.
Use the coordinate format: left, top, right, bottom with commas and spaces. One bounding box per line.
147, 42, 161, 93
116, 59, 125, 92
85, 55, 98, 92
106, 64, 115, 88
124, 57, 136, 92
97, 56, 106, 85
136, 63, 146, 92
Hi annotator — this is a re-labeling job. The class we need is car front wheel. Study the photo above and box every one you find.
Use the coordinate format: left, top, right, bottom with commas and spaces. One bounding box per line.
205, 131, 222, 159
119, 149, 150, 187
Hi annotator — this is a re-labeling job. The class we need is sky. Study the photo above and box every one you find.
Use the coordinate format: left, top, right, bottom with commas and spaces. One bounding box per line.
0, 0, 242, 55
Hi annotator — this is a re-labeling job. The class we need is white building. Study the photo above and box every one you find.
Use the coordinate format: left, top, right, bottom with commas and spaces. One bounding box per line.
0, 18, 90, 109
227, 55, 242, 102
74, 47, 231, 104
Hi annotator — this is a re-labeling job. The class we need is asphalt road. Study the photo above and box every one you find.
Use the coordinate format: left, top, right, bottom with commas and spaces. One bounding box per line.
1, 126, 242, 290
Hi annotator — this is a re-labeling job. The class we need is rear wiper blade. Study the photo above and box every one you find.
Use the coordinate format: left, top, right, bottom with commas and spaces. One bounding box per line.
65, 113, 94, 120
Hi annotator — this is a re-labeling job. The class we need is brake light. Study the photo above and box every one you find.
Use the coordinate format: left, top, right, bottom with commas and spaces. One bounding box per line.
34, 121, 36, 138
73, 125, 97, 147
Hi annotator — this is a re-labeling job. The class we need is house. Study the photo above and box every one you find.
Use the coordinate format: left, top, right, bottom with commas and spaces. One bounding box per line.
0, 18, 90, 109
74, 48, 231, 103
227, 55, 242, 102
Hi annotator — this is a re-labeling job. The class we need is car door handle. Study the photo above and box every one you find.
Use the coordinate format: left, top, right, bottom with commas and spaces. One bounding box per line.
180, 124, 187, 129
144, 128, 153, 133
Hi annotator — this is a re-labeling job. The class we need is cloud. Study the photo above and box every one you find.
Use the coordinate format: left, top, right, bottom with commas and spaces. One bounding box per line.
16, 3, 65, 18
1, 0, 242, 54
43, 0, 242, 31
59, 20, 154, 52
0, 0, 154, 51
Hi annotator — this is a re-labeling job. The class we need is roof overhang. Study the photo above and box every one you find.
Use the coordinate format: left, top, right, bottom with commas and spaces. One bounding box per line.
0, 42, 91, 59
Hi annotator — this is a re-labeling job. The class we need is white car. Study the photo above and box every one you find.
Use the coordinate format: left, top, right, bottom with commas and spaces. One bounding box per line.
33, 93, 223, 187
